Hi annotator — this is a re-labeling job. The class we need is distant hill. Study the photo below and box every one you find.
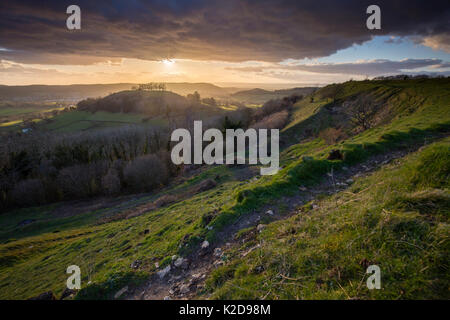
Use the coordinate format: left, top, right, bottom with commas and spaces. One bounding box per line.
165, 83, 237, 98
77, 90, 186, 115
233, 88, 271, 96
0, 83, 318, 104
0, 83, 238, 103
231, 87, 317, 104
77, 89, 225, 119
0, 84, 135, 102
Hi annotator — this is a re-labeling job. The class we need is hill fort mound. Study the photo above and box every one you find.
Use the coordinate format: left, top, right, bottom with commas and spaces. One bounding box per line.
77, 90, 200, 116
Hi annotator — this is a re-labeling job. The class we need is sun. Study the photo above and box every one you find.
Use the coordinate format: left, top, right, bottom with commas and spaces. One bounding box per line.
161, 59, 175, 66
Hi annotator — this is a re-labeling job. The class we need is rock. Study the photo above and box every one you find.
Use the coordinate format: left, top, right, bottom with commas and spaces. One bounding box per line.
157, 265, 171, 279
257, 224, 266, 232
213, 260, 225, 267
29, 291, 56, 300
181, 259, 189, 270
163, 296, 171, 300
174, 257, 186, 268
171, 255, 178, 261
299, 186, 307, 191
130, 259, 141, 269
327, 149, 343, 160
114, 286, 128, 299
213, 247, 223, 257
201, 240, 209, 249
266, 209, 274, 215
346, 178, 354, 184
60, 288, 77, 300
179, 284, 190, 294
191, 273, 202, 281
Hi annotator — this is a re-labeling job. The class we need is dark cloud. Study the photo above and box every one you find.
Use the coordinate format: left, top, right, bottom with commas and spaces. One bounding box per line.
286, 59, 450, 75
0, 0, 449, 64
226, 59, 450, 76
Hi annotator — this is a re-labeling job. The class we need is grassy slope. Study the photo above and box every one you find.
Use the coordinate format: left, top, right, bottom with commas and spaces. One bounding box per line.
0, 165, 246, 299
0, 79, 448, 299
206, 139, 449, 299
231, 87, 316, 104
205, 79, 449, 239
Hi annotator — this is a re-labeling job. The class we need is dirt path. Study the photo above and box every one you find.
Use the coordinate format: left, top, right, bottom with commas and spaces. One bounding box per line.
126, 142, 434, 300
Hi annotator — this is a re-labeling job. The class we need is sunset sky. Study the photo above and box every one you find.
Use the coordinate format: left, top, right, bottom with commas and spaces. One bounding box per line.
0, 0, 449, 86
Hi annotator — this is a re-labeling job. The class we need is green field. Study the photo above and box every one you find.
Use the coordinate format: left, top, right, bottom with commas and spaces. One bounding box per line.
0, 109, 168, 133
0, 107, 38, 117
0, 105, 65, 130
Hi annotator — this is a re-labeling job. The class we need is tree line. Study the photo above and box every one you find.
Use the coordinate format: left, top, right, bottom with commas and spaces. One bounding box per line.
0, 93, 303, 212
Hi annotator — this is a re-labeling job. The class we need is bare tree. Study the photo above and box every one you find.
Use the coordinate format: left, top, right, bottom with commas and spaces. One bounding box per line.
138, 82, 166, 91
347, 96, 377, 130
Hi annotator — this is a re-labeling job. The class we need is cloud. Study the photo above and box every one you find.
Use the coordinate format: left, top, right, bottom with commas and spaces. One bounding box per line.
285, 59, 450, 75
0, 60, 155, 85
0, 0, 449, 64
226, 59, 450, 76
0, 61, 69, 75
421, 34, 450, 53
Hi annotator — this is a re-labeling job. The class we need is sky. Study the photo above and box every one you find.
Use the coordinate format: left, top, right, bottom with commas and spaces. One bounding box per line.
0, 0, 449, 86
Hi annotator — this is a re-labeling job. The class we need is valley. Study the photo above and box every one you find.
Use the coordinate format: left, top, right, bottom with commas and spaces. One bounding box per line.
0, 78, 448, 300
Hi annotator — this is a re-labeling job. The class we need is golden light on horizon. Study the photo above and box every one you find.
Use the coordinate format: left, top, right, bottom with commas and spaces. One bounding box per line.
161, 59, 175, 66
